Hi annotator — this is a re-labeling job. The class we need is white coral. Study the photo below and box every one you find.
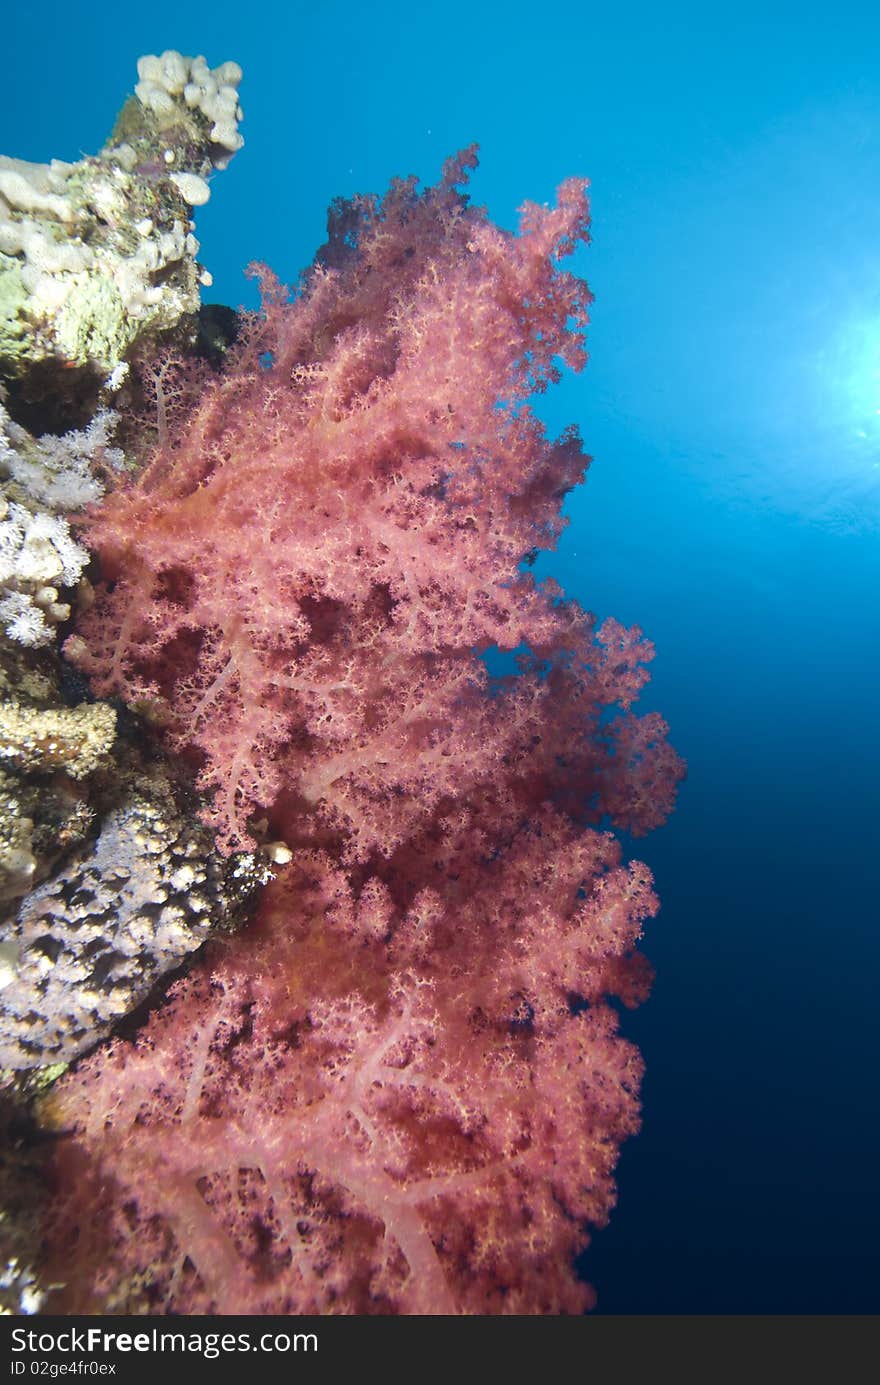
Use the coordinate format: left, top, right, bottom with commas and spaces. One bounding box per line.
0, 403, 120, 646
0, 403, 120, 511
0, 500, 88, 647
0, 592, 50, 647
135, 50, 244, 174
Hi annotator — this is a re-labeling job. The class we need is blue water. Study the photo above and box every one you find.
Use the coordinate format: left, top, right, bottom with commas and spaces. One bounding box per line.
6, 0, 879, 1313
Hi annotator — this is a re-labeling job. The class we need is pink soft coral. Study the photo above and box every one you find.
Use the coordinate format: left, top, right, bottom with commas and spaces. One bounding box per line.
46, 151, 685, 1314
45, 811, 656, 1314
67, 150, 680, 857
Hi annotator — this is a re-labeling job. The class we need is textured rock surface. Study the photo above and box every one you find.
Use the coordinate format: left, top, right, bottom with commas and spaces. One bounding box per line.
0, 652, 112, 907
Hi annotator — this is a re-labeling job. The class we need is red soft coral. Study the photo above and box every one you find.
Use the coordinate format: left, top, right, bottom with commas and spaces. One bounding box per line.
46, 151, 685, 1315
44, 813, 653, 1315
67, 150, 681, 857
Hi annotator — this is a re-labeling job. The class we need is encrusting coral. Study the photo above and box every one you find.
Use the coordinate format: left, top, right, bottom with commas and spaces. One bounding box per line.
0, 698, 116, 780
0, 693, 115, 903
0, 768, 269, 1071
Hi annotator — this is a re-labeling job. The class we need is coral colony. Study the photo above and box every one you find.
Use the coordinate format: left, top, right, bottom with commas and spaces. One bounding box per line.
0, 52, 684, 1314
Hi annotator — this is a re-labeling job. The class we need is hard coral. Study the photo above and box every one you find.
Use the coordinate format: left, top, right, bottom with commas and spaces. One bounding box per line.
0, 770, 266, 1070
0, 50, 241, 394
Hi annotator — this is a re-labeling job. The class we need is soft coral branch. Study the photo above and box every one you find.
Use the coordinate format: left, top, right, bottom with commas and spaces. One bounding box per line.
68, 151, 680, 856
45, 151, 685, 1315
45, 814, 651, 1315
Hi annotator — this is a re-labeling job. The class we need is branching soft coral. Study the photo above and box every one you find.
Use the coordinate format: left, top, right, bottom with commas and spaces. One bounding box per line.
67, 149, 682, 857
44, 809, 655, 1314
44, 150, 686, 1315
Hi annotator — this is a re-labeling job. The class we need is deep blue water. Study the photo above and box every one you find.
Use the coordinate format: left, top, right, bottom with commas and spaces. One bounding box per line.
6, 0, 879, 1314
